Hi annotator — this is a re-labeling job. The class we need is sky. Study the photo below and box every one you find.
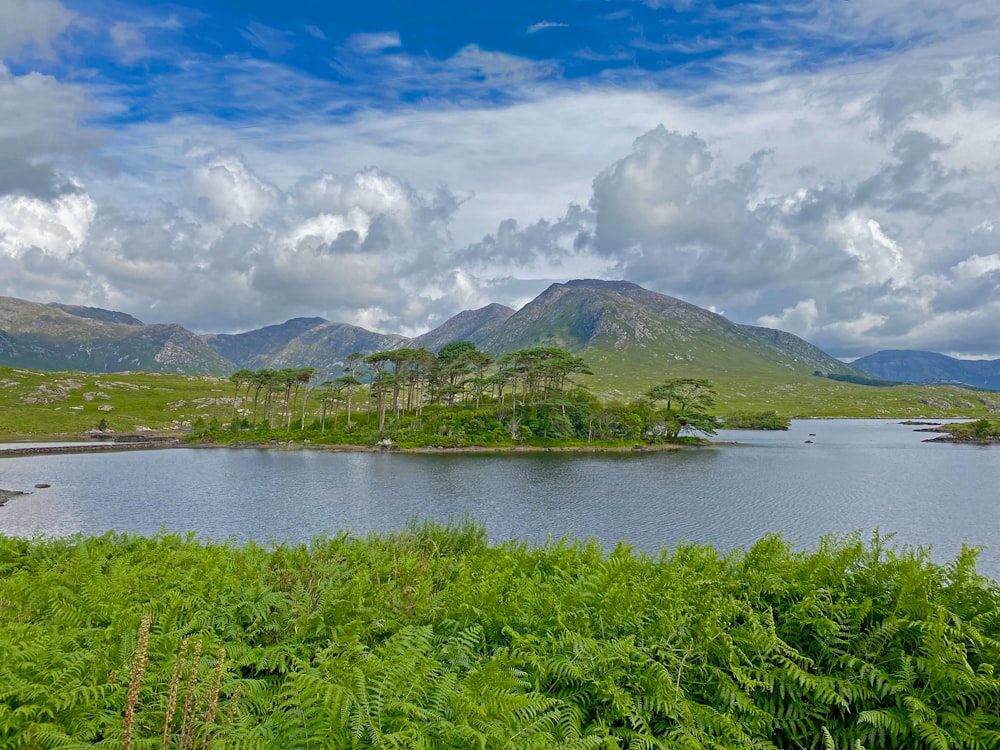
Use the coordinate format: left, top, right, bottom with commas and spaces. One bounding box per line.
1, 0, 999, 359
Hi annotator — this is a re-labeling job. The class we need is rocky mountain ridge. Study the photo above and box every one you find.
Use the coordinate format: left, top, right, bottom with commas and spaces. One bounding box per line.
0, 282, 868, 383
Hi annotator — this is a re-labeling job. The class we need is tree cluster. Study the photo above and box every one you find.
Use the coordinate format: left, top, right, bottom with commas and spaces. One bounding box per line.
215, 344, 719, 447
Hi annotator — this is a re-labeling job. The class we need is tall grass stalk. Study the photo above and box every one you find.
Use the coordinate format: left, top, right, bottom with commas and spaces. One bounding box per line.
122, 614, 152, 750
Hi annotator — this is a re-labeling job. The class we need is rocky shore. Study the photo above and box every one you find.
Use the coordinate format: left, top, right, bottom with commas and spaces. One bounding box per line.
0, 489, 29, 507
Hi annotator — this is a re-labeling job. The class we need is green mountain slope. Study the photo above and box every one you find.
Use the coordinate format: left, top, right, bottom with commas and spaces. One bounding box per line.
0, 297, 231, 375
479, 280, 862, 390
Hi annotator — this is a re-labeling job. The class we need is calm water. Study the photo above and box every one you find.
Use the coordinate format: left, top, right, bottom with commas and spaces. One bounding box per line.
1, 420, 997, 578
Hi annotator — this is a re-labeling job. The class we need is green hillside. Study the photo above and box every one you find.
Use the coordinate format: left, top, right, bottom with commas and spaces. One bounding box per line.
481, 280, 860, 380
0, 367, 234, 438
0, 297, 231, 375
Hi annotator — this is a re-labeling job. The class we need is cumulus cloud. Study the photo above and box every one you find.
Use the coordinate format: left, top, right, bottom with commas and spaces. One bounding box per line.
0, 146, 474, 334
0, 64, 98, 199
0, 0, 74, 59
458, 100, 1000, 358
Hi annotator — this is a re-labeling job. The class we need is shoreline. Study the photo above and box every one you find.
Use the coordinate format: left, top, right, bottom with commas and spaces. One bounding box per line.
3, 415, 986, 459
0, 436, 725, 459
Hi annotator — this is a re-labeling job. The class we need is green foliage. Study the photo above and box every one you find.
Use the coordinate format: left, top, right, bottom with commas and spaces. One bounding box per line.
813, 371, 901, 387
1, 526, 998, 748
645, 378, 718, 439
944, 418, 1000, 441
721, 411, 791, 430
198, 351, 724, 448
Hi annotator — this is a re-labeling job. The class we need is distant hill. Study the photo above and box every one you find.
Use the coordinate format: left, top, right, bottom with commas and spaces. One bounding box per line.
853, 350, 1000, 391
0, 297, 231, 375
408, 303, 515, 352
202, 318, 329, 369
203, 318, 408, 377
478, 280, 863, 382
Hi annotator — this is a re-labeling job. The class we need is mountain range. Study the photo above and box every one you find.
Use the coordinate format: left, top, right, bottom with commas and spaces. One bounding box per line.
853, 350, 1000, 391
1, 280, 872, 387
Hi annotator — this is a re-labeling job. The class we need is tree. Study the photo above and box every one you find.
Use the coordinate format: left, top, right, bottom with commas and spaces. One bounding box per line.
366, 352, 392, 432
334, 375, 362, 428
228, 369, 254, 426
645, 378, 717, 439
344, 352, 366, 427
434, 341, 478, 406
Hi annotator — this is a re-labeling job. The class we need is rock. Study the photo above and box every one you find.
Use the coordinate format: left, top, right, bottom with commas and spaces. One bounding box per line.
34, 483, 51, 489
0, 488, 30, 507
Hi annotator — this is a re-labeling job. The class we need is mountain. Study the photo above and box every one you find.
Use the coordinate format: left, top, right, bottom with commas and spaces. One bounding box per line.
0, 297, 231, 374
0, 282, 870, 389
478, 279, 862, 381
408, 303, 515, 352
47, 303, 145, 326
203, 318, 408, 377
203, 317, 329, 368
853, 350, 1000, 391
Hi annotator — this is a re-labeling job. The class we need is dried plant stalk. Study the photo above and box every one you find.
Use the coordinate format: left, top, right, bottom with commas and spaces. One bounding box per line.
200, 647, 227, 746
122, 614, 152, 750
161, 638, 190, 749
177, 639, 202, 750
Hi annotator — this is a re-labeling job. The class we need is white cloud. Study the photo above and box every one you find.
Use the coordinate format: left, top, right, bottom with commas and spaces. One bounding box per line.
109, 22, 146, 64
758, 299, 820, 335
0, 0, 74, 59
0, 189, 95, 258
347, 31, 401, 54
952, 253, 1000, 280
191, 156, 280, 226
527, 21, 568, 34
241, 21, 294, 56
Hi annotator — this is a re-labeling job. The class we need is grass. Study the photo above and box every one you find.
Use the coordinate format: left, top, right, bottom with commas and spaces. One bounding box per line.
0, 367, 235, 438
585, 362, 1000, 419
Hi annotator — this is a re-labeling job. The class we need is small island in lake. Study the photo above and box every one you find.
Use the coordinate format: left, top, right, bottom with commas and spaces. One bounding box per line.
920, 418, 1000, 444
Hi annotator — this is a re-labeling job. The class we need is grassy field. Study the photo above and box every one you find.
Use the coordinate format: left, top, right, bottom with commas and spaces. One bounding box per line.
0, 367, 235, 438
1, 364, 997, 440
581, 348, 1000, 418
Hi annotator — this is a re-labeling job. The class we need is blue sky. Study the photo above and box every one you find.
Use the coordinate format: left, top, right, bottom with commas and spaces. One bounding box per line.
2, 0, 1000, 358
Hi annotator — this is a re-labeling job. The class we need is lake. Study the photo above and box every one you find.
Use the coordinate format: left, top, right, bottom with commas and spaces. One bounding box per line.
1, 419, 998, 578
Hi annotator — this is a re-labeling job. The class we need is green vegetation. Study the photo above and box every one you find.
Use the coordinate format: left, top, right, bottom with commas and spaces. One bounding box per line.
938, 418, 1000, 442
720, 411, 791, 430
203, 345, 719, 448
1, 349, 997, 443
581, 353, 998, 419
1, 522, 998, 748
0, 367, 235, 438
813, 371, 900, 388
